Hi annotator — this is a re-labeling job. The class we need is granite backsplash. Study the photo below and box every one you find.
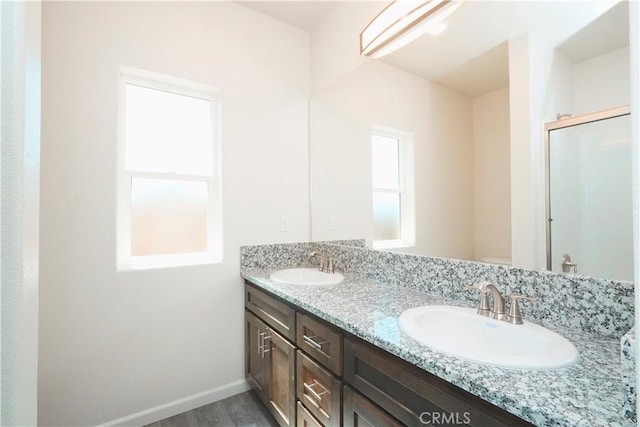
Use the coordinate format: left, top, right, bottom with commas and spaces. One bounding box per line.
240, 241, 634, 338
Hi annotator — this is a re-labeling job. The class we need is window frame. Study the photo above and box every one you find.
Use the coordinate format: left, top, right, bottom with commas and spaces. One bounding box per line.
371, 126, 415, 249
117, 66, 222, 271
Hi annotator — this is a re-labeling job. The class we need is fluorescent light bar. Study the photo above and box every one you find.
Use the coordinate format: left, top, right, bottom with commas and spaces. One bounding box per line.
360, 0, 464, 59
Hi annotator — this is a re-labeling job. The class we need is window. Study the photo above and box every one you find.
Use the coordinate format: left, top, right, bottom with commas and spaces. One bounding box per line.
118, 67, 222, 270
371, 127, 415, 249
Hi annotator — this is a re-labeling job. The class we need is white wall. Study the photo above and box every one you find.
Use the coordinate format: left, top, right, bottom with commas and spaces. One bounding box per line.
472, 88, 511, 263
545, 50, 575, 127
423, 85, 474, 259
508, 34, 537, 269
573, 46, 630, 113
1, 1, 41, 425
310, 2, 475, 260
39, 2, 309, 425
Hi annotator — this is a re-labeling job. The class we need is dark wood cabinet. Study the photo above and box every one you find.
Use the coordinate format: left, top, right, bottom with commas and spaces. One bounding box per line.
296, 312, 343, 376
246, 284, 296, 341
245, 308, 296, 427
266, 327, 296, 427
343, 385, 403, 427
344, 336, 533, 427
297, 401, 323, 427
246, 311, 269, 401
296, 351, 341, 427
245, 281, 532, 427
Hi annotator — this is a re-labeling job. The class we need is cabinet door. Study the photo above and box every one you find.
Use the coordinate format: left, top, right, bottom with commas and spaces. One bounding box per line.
264, 326, 296, 427
343, 385, 403, 427
246, 311, 268, 402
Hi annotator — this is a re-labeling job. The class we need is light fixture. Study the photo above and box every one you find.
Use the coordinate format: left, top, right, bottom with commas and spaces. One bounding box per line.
360, 0, 464, 59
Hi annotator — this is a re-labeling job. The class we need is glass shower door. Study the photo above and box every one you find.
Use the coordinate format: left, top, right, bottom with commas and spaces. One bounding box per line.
547, 111, 632, 281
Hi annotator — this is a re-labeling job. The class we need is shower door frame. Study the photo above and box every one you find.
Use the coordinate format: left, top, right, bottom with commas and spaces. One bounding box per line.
544, 105, 631, 272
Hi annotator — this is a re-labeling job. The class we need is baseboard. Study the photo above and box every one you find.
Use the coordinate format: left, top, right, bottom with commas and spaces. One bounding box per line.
100, 379, 251, 427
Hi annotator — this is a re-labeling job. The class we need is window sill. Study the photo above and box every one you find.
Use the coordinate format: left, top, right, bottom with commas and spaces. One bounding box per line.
373, 240, 415, 250
118, 254, 222, 272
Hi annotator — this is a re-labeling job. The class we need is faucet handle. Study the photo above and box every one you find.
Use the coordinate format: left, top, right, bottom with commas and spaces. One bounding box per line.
466, 283, 491, 317
507, 294, 537, 325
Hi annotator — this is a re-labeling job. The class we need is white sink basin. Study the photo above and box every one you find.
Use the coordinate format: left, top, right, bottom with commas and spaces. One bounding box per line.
269, 268, 344, 286
398, 305, 579, 370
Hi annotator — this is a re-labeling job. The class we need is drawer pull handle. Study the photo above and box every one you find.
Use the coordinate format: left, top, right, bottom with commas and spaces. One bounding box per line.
258, 331, 271, 358
303, 334, 326, 350
303, 380, 328, 402
261, 333, 271, 356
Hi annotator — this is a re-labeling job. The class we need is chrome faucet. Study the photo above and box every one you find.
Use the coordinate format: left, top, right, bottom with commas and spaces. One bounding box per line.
308, 251, 335, 274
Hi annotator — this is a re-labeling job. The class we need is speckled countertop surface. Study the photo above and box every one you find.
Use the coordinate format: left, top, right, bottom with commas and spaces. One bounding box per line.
243, 270, 631, 427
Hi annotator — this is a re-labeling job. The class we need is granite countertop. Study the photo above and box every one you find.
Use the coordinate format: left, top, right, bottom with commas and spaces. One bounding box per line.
242, 269, 631, 427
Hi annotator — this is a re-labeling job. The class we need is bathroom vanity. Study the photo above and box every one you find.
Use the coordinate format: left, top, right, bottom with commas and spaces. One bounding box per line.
245, 281, 532, 426
241, 242, 635, 427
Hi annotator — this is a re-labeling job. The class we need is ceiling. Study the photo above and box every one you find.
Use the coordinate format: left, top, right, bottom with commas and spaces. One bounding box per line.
434, 41, 509, 98
238, 1, 629, 98
237, 1, 341, 32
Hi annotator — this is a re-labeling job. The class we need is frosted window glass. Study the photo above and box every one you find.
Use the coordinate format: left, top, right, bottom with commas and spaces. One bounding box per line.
131, 177, 208, 256
372, 134, 399, 189
373, 192, 400, 241
125, 84, 213, 176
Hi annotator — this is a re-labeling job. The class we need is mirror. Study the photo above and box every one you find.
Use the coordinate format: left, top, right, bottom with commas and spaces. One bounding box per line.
546, 107, 632, 282
309, 0, 631, 280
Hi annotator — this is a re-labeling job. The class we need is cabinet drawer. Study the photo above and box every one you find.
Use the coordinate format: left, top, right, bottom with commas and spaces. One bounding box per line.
296, 351, 341, 427
296, 313, 343, 375
297, 401, 323, 427
344, 337, 533, 427
343, 385, 402, 427
246, 282, 296, 342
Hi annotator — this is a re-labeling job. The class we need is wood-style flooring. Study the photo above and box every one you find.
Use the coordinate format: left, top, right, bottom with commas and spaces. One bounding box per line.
144, 391, 279, 427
